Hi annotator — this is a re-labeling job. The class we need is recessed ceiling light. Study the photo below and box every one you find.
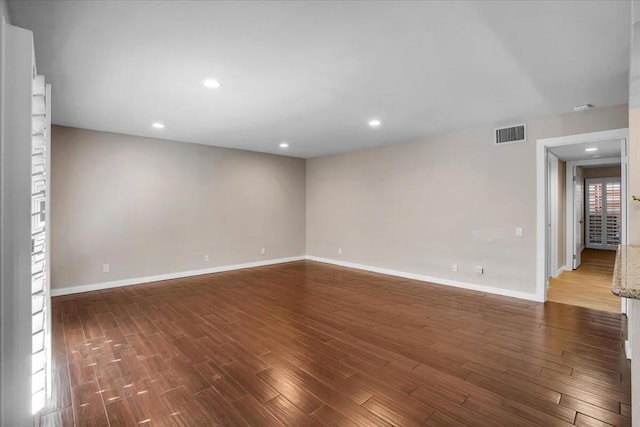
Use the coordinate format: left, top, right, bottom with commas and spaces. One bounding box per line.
584, 147, 598, 152
574, 104, 594, 112
279, 142, 289, 148
203, 79, 222, 89
368, 119, 382, 128
152, 122, 165, 129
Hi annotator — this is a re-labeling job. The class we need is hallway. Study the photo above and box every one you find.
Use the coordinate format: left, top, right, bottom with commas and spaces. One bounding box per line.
547, 248, 620, 313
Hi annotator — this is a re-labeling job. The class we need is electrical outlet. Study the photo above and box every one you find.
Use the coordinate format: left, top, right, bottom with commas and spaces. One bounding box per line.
205, 255, 210, 262
102, 264, 110, 273
515, 227, 523, 237
261, 248, 266, 255
338, 247, 342, 255
452, 263, 458, 272
475, 266, 484, 274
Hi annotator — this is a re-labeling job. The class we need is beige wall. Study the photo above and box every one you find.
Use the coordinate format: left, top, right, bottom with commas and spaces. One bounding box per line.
51, 126, 306, 290
630, 2, 640, 246
630, 108, 640, 245
306, 104, 628, 296
582, 165, 621, 179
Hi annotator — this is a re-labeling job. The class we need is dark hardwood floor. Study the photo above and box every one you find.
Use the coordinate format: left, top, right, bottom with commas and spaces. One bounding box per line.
41, 260, 631, 426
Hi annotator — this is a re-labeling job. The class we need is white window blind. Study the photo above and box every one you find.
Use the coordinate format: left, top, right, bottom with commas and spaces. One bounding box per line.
605, 181, 621, 247
31, 74, 51, 414
585, 177, 621, 250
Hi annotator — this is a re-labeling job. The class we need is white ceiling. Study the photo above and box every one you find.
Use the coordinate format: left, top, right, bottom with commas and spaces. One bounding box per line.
549, 139, 623, 162
8, 0, 631, 158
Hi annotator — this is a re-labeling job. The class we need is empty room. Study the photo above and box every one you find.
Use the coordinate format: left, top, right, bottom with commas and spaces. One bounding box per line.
2, 1, 640, 426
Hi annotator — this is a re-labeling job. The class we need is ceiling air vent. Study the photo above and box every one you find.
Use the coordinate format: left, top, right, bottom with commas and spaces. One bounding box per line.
495, 123, 526, 145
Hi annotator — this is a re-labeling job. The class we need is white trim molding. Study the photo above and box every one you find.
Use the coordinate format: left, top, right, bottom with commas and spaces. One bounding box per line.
53, 254, 542, 302
553, 265, 568, 278
625, 340, 632, 360
51, 256, 306, 296
306, 256, 539, 302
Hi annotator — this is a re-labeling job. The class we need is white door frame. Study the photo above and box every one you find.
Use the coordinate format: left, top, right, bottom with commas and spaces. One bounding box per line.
536, 128, 629, 303
565, 157, 622, 269
547, 152, 559, 280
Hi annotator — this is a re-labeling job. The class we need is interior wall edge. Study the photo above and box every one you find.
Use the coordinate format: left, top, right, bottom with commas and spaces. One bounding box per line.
0, 20, 35, 427
1, 0, 11, 25
306, 255, 542, 303
51, 255, 306, 297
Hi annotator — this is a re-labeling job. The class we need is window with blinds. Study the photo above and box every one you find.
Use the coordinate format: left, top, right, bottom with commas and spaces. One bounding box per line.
31, 74, 50, 414
585, 177, 621, 250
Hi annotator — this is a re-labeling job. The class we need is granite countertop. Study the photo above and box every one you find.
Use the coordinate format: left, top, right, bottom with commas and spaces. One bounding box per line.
611, 245, 640, 299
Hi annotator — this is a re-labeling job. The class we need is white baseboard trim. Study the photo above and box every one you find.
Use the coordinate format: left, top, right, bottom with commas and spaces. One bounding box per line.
306, 256, 540, 302
625, 339, 632, 360
52, 254, 540, 302
51, 256, 306, 296
552, 265, 568, 278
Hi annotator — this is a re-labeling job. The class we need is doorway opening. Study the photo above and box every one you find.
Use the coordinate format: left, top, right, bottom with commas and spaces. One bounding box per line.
536, 128, 629, 311
549, 163, 622, 312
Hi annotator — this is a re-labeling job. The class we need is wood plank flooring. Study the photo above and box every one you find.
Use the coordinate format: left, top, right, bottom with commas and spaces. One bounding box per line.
41, 260, 631, 426
548, 249, 620, 313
